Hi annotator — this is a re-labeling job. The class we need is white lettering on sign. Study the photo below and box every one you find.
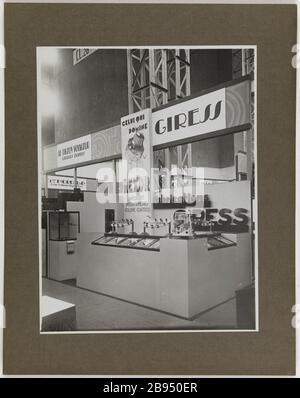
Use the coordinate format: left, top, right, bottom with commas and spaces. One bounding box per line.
152, 88, 226, 146
57, 134, 92, 167
73, 49, 97, 65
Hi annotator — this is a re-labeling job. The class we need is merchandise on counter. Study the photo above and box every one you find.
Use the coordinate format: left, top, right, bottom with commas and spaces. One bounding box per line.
111, 219, 134, 233
172, 209, 194, 236
143, 217, 171, 234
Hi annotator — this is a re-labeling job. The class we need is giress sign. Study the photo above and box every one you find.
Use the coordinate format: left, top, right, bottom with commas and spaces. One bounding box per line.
152, 88, 226, 146
197, 207, 249, 226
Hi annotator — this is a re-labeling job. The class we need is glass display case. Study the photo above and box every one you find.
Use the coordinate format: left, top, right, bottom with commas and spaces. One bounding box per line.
118, 237, 142, 247
49, 211, 80, 241
135, 237, 159, 249
104, 236, 128, 246
92, 233, 161, 251
207, 235, 236, 250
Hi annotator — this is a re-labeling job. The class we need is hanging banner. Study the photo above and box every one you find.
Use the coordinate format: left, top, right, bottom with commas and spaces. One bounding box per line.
121, 109, 152, 229
57, 134, 91, 168
152, 88, 226, 146
47, 175, 87, 191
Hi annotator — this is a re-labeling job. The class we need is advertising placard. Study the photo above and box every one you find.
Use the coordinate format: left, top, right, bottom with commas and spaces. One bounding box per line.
152, 88, 226, 146
57, 134, 91, 167
121, 109, 152, 228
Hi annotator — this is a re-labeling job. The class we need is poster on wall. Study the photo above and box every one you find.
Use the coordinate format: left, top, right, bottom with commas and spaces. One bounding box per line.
121, 109, 152, 226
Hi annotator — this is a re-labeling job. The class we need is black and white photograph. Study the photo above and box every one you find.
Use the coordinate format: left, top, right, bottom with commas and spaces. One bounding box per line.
37, 47, 257, 332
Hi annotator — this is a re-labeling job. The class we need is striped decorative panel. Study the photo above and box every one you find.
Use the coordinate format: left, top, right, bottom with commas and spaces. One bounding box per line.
91, 124, 121, 160
226, 80, 251, 128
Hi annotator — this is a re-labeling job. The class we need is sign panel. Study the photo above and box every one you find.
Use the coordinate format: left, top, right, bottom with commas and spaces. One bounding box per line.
44, 80, 251, 172
152, 88, 226, 146
57, 134, 91, 167
47, 175, 87, 191
121, 109, 152, 230
73, 48, 97, 65
202, 180, 251, 232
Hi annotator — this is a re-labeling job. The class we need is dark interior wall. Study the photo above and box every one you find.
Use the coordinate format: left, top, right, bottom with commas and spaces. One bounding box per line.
190, 49, 234, 168
191, 134, 234, 169
218, 134, 234, 168
191, 139, 220, 168
53, 49, 128, 144
190, 49, 233, 93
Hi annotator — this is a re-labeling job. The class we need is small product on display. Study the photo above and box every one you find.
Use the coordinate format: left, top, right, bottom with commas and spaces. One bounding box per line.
111, 219, 134, 233
172, 209, 194, 236
143, 217, 171, 234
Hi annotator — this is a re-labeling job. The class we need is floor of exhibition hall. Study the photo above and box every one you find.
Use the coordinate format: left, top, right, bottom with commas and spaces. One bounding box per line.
42, 278, 237, 331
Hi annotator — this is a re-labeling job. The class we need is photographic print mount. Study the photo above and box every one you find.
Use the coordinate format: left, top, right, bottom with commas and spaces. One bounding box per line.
3, 3, 296, 375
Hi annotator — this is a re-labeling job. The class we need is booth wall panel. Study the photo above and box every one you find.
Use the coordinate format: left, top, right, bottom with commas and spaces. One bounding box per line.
91, 124, 121, 160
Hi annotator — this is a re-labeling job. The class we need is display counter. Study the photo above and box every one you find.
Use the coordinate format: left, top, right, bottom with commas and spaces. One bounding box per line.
76, 231, 252, 319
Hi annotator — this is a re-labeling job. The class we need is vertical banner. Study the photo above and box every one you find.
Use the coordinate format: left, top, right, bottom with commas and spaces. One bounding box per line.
121, 109, 152, 232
